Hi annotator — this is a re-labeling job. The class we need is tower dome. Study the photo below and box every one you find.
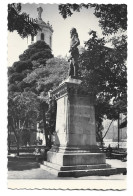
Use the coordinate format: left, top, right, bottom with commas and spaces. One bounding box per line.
30, 7, 53, 49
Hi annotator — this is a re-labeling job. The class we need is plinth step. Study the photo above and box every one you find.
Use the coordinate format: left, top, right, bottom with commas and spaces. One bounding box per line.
40, 162, 126, 177
43, 161, 111, 171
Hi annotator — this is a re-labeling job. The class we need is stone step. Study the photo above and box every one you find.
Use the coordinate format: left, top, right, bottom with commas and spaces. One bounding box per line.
18, 156, 35, 159
19, 153, 35, 156
14, 153, 36, 159
40, 162, 126, 177
43, 161, 111, 171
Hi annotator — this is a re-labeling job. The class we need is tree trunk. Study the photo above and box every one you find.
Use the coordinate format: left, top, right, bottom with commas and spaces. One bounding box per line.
16, 139, 20, 156
11, 118, 20, 156
42, 102, 49, 147
96, 125, 104, 151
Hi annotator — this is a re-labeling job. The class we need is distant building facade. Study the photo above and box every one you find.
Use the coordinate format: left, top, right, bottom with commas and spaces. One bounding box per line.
28, 6, 54, 48
102, 114, 127, 148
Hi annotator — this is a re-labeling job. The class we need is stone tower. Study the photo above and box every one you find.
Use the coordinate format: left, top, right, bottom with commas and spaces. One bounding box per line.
29, 7, 53, 48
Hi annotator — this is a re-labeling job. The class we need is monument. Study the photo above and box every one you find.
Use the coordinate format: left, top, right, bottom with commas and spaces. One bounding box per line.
41, 28, 123, 177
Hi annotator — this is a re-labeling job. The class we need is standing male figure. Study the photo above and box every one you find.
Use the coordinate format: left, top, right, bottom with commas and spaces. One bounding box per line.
68, 28, 80, 77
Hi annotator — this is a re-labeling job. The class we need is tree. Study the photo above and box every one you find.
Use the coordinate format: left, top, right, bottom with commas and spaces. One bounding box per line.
59, 4, 127, 35
8, 56, 69, 149
24, 57, 69, 95
12, 60, 33, 73
21, 129, 31, 146
8, 84, 20, 92
8, 91, 40, 155
17, 81, 31, 92
9, 72, 25, 84
23, 57, 69, 146
96, 119, 114, 148
80, 30, 126, 98
8, 41, 54, 151
39, 100, 49, 147
19, 40, 53, 67
90, 4, 127, 35
79, 30, 127, 145
8, 3, 41, 38
8, 41, 53, 93
46, 98, 57, 146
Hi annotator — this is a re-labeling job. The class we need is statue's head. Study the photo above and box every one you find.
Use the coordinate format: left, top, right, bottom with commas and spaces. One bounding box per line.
70, 28, 78, 37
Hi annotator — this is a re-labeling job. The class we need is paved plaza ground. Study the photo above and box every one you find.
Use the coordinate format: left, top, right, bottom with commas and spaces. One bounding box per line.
8, 157, 127, 180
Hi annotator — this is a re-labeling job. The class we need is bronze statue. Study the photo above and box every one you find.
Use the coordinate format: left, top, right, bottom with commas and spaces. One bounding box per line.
68, 28, 80, 77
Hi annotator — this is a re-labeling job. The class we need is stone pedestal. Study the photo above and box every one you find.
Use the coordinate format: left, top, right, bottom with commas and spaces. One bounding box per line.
42, 77, 118, 177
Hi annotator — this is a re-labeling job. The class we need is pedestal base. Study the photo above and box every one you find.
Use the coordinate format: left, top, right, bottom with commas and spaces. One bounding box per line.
41, 161, 119, 177
40, 150, 124, 177
47, 151, 106, 166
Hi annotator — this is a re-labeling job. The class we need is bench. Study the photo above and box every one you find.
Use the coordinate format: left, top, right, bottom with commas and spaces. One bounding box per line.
111, 152, 127, 160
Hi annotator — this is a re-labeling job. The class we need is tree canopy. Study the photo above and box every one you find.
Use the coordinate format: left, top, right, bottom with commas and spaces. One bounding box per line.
8, 52, 69, 149
24, 57, 69, 95
8, 3, 41, 38
19, 40, 53, 67
8, 91, 40, 129
8, 40, 53, 93
59, 4, 127, 35
79, 30, 127, 122
8, 40, 54, 149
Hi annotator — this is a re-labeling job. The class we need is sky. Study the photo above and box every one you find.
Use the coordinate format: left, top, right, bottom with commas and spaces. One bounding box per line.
8, 3, 103, 67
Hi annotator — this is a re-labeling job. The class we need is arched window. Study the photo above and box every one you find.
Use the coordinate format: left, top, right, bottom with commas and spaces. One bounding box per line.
41, 33, 44, 41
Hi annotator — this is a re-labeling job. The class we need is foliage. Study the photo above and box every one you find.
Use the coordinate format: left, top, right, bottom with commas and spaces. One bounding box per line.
19, 41, 53, 67
8, 40, 54, 95
59, 4, 127, 35
8, 84, 20, 92
8, 91, 40, 128
12, 60, 33, 73
8, 3, 41, 38
17, 81, 30, 92
21, 129, 31, 146
22, 57, 69, 146
8, 67, 15, 76
8, 91, 40, 154
8, 56, 69, 149
19, 41, 53, 60
39, 100, 49, 147
24, 57, 69, 95
46, 99, 57, 135
9, 72, 25, 84
91, 4, 127, 35
79, 30, 127, 123
59, 3, 86, 18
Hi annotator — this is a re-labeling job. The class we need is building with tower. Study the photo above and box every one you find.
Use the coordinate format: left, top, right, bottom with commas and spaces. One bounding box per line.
29, 7, 53, 49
